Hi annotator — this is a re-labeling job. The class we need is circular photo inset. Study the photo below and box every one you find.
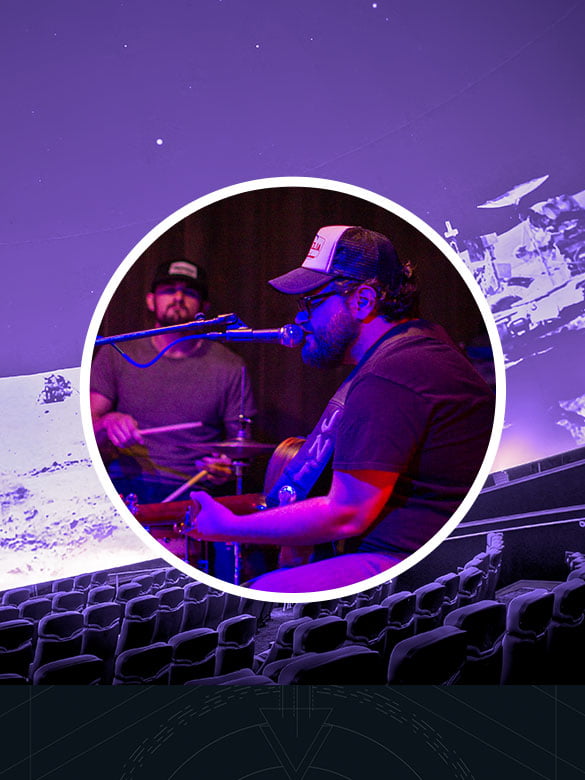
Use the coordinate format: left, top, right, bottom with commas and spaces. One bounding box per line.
81, 177, 504, 602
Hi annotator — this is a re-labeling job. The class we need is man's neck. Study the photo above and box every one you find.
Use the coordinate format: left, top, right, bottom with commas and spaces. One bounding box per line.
151, 328, 201, 358
345, 316, 412, 365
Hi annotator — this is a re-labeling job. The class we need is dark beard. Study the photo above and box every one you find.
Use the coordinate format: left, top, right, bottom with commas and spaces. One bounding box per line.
301, 308, 358, 368
156, 304, 193, 326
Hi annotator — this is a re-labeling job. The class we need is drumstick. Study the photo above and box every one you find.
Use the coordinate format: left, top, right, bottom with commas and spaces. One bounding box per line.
161, 470, 209, 503
139, 421, 202, 436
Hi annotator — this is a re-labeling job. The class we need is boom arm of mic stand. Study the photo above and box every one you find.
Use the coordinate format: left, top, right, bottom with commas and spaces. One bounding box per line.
95, 314, 246, 347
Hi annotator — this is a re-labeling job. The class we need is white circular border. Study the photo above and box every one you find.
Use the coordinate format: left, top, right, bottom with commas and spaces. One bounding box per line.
80, 176, 506, 604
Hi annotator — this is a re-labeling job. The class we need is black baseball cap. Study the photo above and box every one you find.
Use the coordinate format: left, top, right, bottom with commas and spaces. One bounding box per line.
151, 259, 208, 300
269, 226, 403, 294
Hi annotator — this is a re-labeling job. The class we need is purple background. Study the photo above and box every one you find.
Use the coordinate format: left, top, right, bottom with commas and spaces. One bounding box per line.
1, 2, 585, 747
3, 0, 585, 470
3, 1, 583, 369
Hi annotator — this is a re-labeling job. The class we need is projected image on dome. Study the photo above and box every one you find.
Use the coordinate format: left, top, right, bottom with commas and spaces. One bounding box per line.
444, 178, 585, 472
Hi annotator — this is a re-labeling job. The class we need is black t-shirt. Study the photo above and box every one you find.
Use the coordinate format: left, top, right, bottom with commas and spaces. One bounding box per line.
333, 320, 496, 556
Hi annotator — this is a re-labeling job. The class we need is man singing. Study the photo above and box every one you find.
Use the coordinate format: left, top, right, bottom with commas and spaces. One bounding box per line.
187, 226, 495, 592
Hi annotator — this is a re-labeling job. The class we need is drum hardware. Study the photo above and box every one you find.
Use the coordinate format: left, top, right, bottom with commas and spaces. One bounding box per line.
129, 435, 307, 585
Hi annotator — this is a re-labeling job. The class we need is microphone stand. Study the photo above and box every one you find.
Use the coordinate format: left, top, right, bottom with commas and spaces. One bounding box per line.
95, 313, 246, 347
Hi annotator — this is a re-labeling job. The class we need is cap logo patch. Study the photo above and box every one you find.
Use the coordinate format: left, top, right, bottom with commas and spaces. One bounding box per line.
302, 225, 351, 273
168, 261, 198, 279
307, 235, 326, 261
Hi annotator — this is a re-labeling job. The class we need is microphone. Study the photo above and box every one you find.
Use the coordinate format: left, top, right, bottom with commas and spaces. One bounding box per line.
219, 323, 304, 347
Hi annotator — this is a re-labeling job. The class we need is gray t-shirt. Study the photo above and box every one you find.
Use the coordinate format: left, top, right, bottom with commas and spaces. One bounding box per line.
333, 320, 495, 555
91, 338, 256, 485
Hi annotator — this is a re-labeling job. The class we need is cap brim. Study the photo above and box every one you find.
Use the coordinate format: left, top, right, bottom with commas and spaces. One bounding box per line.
268, 267, 336, 294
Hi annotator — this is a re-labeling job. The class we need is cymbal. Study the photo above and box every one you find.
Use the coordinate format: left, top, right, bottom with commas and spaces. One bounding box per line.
193, 440, 277, 459
477, 175, 549, 209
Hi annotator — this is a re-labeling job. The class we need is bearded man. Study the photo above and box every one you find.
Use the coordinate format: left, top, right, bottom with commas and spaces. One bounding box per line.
90, 259, 255, 505
187, 226, 496, 593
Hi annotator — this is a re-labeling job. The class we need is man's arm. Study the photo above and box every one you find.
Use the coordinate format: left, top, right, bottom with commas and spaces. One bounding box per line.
188, 468, 399, 546
90, 391, 145, 449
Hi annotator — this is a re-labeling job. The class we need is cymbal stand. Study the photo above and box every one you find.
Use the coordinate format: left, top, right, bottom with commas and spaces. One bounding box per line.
232, 367, 252, 585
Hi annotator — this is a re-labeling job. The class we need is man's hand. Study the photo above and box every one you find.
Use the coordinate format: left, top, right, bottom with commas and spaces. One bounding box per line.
195, 453, 234, 485
188, 490, 237, 541
99, 412, 145, 448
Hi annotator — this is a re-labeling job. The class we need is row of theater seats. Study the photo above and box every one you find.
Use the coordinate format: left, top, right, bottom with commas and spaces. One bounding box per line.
2, 534, 585, 684
188, 533, 585, 684
242, 535, 585, 684
0, 536, 504, 684
0, 567, 273, 684
0, 613, 262, 684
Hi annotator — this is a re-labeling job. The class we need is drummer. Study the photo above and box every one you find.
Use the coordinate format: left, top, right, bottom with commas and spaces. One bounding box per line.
90, 259, 256, 506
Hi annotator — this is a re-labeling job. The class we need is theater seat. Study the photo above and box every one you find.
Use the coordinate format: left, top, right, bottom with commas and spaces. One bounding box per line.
52, 578, 75, 594
168, 628, 218, 683
0, 674, 28, 684
153, 587, 184, 642
52, 591, 86, 613
345, 606, 388, 653
501, 589, 554, 684
239, 597, 272, 627
0, 619, 35, 678
387, 625, 467, 684
254, 617, 312, 672
457, 567, 484, 607
31, 612, 84, 674
381, 591, 416, 661
435, 574, 460, 618
278, 646, 386, 684
292, 602, 322, 620
180, 584, 208, 632
73, 573, 92, 591
87, 586, 116, 605
82, 602, 123, 683
204, 591, 226, 629
215, 615, 257, 676
33, 654, 104, 685
413, 582, 446, 633
293, 616, 347, 655
116, 582, 142, 604
19, 598, 52, 641
546, 579, 585, 684
115, 596, 159, 655
2, 588, 32, 607
0, 606, 21, 624
113, 643, 172, 684
445, 600, 506, 683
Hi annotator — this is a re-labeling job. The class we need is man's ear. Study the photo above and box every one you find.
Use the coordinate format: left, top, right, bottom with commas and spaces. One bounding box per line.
353, 284, 378, 320
201, 300, 211, 314
146, 292, 155, 313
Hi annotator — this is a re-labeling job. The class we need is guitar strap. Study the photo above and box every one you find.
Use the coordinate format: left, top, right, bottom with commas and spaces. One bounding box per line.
265, 319, 419, 508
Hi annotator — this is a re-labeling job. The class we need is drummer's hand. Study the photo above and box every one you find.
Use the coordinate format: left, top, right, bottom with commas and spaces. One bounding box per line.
195, 453, 234, 485
101, 412, 145, 448
189, 490, 235, 539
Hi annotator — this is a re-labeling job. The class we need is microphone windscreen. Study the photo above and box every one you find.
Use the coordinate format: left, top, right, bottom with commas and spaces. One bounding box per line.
281, 324, 304, 348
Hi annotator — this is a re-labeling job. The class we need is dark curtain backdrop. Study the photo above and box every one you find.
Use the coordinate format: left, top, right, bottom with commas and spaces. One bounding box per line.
98, 186, 488, 481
